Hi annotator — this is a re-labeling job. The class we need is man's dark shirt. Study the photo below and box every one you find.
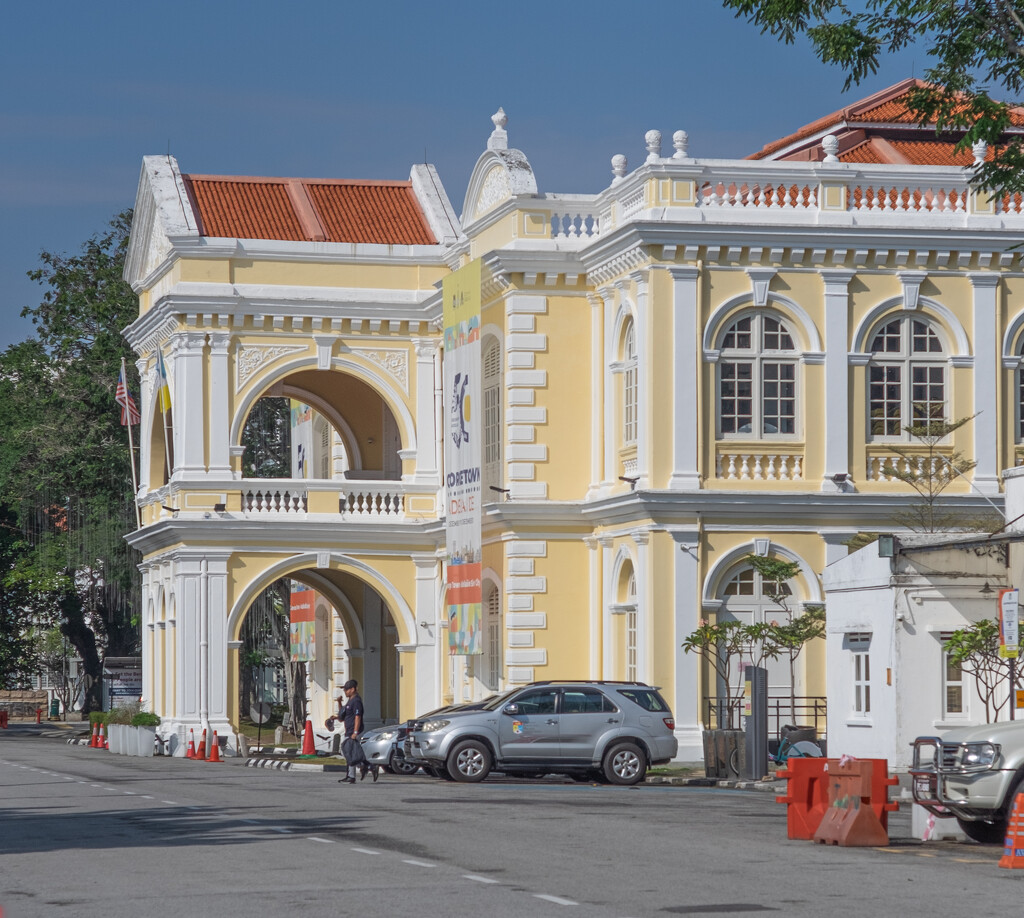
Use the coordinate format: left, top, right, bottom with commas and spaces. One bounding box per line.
338, 693, 364, 738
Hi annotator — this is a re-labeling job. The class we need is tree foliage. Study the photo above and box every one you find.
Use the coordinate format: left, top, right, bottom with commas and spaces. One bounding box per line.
724, 1, 1024, 195
0, 211, 141, 711
0, 505, 40, 689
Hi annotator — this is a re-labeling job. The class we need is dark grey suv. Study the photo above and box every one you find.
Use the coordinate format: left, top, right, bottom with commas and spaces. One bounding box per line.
403, 681, 678, 785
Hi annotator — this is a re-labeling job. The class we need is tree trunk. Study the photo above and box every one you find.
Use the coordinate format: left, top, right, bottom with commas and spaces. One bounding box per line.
58, 583, 103, 714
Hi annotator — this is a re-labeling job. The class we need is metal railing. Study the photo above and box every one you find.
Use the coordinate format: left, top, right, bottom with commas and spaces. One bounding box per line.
703, 695, 827, 739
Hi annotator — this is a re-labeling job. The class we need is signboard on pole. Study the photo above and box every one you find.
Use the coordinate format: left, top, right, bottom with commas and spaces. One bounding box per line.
290, 588, 316, 662
443, 259, 483, 655
1000, 588, 1019, 660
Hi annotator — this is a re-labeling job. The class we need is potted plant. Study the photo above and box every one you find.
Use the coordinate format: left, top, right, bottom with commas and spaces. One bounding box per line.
131, 711, 161, 757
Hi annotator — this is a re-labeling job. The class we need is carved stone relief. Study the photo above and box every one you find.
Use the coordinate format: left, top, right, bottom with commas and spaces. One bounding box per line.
235, 343, 308, 391
355, 348, 409, 392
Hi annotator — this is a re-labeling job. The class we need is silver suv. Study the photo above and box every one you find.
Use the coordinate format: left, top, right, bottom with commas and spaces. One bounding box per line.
403, 681, 678, 785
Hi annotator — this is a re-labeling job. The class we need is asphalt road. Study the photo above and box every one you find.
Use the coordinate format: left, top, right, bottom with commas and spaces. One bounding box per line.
0, 730, 1021, 918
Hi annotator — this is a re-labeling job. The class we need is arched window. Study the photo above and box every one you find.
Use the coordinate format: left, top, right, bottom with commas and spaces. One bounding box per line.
867, 316, 947, 439
622, 319, 638, 445
482, 338, 502, 494
717, 313, 798, 437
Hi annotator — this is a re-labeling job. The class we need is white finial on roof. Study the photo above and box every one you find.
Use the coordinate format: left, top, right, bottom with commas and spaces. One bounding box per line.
973, 140, 988, 165
488, 108, 509, 151
645, 129, 662, 163
672, 130, 689, 160
611, 154, 628, 184
822, 134, 840, 163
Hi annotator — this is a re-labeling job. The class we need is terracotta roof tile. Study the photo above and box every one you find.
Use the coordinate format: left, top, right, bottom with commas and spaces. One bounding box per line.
183, 175, 437, 245
305, 182, 436, 245
888, 139, 994, 166
839, 139, 888, 164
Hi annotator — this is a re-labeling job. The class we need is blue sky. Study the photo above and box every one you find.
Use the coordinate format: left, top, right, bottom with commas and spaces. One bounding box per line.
1, 1, 920, 350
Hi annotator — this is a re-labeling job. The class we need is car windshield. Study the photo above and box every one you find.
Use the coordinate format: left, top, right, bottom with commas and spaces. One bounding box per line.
617, 687, 670, 712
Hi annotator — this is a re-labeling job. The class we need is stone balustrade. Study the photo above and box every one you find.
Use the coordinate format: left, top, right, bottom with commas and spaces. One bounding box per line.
864, 451, 954, 482
716, 450, 804, 482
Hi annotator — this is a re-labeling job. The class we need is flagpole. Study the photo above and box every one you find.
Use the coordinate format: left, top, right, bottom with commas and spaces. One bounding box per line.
122, 358, 142, 530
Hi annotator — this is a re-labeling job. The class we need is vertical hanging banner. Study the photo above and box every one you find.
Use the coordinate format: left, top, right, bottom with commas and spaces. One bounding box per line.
289, 587, 316, 662
443, 259, 483, 655
1000, 588, 1019, 660
291, 401, 313, 479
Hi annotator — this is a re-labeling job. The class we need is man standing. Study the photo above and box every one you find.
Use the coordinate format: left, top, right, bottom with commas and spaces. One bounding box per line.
332, 679, 377, 783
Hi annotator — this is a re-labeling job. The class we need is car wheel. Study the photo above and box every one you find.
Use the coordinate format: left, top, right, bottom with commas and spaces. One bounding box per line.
956, 817, 1007, 844
388, 756, 420, 776
602, 742, 647, 786
447, 739, 492, 783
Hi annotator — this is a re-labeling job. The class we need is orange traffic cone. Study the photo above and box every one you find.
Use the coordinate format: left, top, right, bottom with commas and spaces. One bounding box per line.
196, 728, 207, 759
88, 723, 99, 748
301, 719, 315, 755
185, 729, 197, 759
99, 724, 108, 749
206, 731, 223, 763
1000, 793, 1024, 868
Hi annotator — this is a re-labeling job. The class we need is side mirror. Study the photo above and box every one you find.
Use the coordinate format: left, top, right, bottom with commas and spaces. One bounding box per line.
502, 703, 519, 716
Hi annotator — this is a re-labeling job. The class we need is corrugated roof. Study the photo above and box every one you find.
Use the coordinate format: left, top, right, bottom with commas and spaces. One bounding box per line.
183, 175, 437, 245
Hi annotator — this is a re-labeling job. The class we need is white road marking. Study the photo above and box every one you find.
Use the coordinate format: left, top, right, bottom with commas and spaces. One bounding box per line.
239, 819, 260, 825
351, 847, 380, 855
269, 827, 291, 834
534, 894, 578, 906
140, 794, 153, 799
161, 800, 177, 805
463, 874, 499, 884
123, 791, 135, 796
402, 859, 436, 868
307, 836, 333, 844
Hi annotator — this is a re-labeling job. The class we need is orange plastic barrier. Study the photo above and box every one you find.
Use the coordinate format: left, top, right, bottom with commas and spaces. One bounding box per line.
999, 792, 1024, 869
813, 759, 890, 847
775, 757, 830, 840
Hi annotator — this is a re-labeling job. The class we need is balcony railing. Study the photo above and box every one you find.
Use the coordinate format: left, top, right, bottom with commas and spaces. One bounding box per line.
237, 479, 423, 521
864, 447, 955, 482
715, 447, 804, 482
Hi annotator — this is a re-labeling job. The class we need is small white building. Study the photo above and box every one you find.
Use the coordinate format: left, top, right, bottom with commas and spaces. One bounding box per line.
823, 530, 1013, 769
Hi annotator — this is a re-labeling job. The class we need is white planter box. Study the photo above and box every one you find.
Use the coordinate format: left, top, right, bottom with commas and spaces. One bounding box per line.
136, 725, 156, 757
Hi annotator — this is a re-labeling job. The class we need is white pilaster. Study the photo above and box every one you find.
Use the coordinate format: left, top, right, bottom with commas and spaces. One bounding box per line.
413, 556, 441, 715
171, 332, 208, 480
666, 266, 700, 488
633, 530, 651, 681
601, 288, 616, 493
412, 339, 440, 483
670, 529, 703, 761
208, 333, 232, 476
822, 271, 854, 490
970, 273, 1001, 494
585, 537, 600, 677
587, 296, 604, 499
630, 271, 651, 488
599, 537, 614, 679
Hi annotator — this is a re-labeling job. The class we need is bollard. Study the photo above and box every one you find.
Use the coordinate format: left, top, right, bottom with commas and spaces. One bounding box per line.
0, 710, 8, 729
35, 707, 43, 724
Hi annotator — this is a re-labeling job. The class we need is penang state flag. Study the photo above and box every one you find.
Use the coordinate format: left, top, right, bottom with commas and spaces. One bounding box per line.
115, 364, 141, 426
155, 350, 172, 413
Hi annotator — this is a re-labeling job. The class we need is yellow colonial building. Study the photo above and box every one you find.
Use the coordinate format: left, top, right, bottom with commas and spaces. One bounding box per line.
124, 81, 1024, 759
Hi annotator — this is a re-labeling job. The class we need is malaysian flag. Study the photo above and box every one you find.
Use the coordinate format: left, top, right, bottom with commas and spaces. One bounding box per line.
115, 363, 141, 426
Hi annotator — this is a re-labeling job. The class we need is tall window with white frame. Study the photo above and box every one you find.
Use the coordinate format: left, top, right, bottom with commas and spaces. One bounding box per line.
717, 312, 798, 437
941, 633, 965, 718
846, 632, 872, 716
485, 583, 502, 692
868, 316, 947, 438
622, 319, 638, 446
482, 338, 502, 496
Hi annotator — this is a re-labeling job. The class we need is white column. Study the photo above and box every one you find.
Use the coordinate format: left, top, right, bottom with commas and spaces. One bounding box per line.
412, 339, 440, 483
413, 556, 441, 714
136, 357, 152, 493
670, 528, 703, 761
630, 271, 651, 488
587, 296, 604, 499
204, 552, 232, 739
362, 585, 383, 725
140, 566, 153, 710
667, 266, 701, 489
585, 538, 600, 677
822, 271, 854, 490
599, 537, 614, 679
970, 273, 1000, 494
175, 558, 201, 723
207, 333, 232, 477
633, 530, 651, 681
171, 332, 208, 480
601, 288, 616, 492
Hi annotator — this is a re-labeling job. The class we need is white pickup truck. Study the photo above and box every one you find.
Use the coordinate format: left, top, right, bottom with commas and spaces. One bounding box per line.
910, 721, 1024, 843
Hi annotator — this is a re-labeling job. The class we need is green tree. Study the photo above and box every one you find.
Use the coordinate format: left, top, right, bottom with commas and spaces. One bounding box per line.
0, 211, 140, 712
0, 505, 40, 689
945, 617, 1023, 721
33, 627, 84, 720
724, 1, 1024, 195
